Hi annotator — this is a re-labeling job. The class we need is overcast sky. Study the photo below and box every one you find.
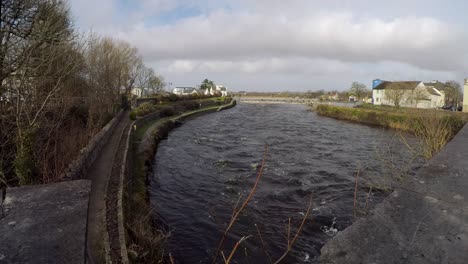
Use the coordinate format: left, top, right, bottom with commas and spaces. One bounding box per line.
69, 0, 468, 92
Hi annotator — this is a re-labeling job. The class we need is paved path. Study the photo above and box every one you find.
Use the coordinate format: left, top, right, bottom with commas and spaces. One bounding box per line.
86, 112, 130, 263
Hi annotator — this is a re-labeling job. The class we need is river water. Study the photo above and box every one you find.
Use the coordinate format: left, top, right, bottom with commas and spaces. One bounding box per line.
149, 103, 421, 263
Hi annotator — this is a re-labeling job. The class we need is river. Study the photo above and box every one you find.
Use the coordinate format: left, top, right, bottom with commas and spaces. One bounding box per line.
149, 103, 421, 263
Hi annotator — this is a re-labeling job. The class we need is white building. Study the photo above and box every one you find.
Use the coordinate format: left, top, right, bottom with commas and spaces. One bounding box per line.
172, 87, 198, 96
464, 78, 468, 112
372, 80, 445, 109
131, 87, 148, 98
203, 84, 228, 96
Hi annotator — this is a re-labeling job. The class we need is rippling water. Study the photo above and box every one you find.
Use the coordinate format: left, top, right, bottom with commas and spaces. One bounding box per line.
149, 103, 420, 263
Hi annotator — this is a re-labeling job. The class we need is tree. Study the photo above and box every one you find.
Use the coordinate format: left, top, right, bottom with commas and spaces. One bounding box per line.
136, 65, 154, 95
148, 75, 165, 94
385, 88, 407, 108
200, 78, 215, 90
408, 88, 428, 108
349, 82, 368, 100
444, 80, 462, 107
1, 0, 82, 184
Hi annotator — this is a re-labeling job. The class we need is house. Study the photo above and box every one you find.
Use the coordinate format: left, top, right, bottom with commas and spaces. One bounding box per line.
464, 78, 468, 112
423, 81, 459, 106
203, 84, 229, 96
321, 92, 339, 101
131, 87, 148, 98
215, 85, 228, 96
372, 80, 445, 109
172, 87, 199, 96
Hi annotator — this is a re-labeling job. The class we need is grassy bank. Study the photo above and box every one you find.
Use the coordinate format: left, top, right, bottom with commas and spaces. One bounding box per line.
124, 99, 235, 263
315, 104, 468, 159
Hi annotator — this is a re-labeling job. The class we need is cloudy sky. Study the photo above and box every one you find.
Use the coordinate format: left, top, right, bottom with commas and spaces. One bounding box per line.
69, 0, 468, 91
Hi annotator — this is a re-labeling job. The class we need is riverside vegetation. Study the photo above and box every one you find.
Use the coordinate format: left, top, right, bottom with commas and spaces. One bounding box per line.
315, 104, 468, 159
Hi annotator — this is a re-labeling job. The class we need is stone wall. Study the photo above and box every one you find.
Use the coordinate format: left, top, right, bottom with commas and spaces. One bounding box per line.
61, 110, 125, 181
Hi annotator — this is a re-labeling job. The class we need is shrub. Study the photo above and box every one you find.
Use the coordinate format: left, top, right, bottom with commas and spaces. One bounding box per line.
156, 106, 176, 117
182, 100, 200, 111
133, 102, 157, 117
168, 93, 178, 102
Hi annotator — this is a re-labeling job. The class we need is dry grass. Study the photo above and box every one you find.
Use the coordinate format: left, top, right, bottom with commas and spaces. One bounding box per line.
126, 209, 167, 263
412, 113, 459, 159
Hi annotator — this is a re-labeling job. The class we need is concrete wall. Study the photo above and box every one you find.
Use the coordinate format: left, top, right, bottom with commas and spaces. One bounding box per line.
61, 110, 125, 181
464, 78, 468, 112
0, 180, 91, 264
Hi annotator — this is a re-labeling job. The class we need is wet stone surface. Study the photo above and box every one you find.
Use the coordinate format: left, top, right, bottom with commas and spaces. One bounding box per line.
0, 180, 91, 264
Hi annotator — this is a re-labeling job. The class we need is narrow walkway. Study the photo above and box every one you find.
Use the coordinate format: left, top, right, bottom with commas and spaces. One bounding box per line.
86, 112, 130, 263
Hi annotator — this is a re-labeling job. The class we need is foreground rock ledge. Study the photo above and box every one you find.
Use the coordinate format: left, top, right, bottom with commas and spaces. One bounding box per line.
320, 124, 468, 264
0, 180, 91, 264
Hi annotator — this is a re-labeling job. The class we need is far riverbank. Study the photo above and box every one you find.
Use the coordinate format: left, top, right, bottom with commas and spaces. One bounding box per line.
314, 104, 468, 159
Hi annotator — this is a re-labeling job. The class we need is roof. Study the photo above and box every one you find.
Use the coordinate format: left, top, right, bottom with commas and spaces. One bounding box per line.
423, 81, 452, 93
425, 87, 442, 96
373, 81, 421, 90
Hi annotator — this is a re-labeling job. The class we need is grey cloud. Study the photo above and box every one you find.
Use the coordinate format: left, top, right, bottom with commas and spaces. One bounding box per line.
70, 0, 468, 91
119, 11, 467, 72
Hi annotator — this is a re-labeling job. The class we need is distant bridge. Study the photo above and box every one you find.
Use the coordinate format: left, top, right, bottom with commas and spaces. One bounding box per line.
237, 97, 318, 105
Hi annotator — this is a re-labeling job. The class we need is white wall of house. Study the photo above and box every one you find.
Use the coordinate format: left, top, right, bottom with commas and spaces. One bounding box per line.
372, 89, 384, 105
373, 82, 444, 109
172, 88, 184, 95
131, 88, 145, 97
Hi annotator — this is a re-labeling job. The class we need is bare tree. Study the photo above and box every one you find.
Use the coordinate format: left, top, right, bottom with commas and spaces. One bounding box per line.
84, 36, 144, 127
1, 1, 166, 185
1, 0, 83, 184
445, 80, 462, 107
349, 81, 368, 100
385, 88, 407, 108
135, 65, 154, 96
408, 88, 428, 108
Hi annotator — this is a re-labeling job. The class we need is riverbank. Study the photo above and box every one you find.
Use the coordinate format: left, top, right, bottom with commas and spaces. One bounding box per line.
315, 104, 468, 159
124, 99, 236, 262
